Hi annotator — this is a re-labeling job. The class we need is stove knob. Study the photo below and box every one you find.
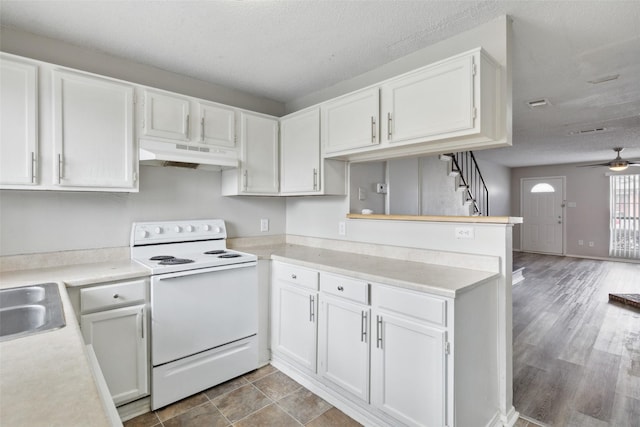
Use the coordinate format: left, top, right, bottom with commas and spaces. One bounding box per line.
203, 224, 211, 231
154, 226, 163, 234
138, 230, 149, 238
213, 226, 222, 233
174, 226, 182, 233
186, 225, 194, 232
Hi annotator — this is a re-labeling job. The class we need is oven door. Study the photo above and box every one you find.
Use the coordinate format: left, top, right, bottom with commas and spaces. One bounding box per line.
150, 262, 257, 366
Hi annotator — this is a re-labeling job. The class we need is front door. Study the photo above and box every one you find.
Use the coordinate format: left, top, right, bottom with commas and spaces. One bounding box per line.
521, 177, 565, 254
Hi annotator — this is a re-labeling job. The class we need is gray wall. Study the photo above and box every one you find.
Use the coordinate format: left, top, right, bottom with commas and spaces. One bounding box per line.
511, 164, 613, 258
1, 166, 286, 255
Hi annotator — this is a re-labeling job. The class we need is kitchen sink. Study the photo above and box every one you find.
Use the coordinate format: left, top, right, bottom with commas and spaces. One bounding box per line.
0, 283, 66, 341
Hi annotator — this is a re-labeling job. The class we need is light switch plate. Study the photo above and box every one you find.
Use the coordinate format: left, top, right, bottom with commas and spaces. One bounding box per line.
455, 226, 475, 239
338, 221, 346, 236
260, 218, 269, 232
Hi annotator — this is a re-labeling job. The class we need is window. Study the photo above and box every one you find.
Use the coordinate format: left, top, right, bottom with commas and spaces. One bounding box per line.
530, 183, 555, 193
610, 174, 640, 259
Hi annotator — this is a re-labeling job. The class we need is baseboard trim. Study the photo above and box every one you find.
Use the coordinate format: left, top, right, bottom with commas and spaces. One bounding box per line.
117, 396, 150, 422
500, 406, 520, 426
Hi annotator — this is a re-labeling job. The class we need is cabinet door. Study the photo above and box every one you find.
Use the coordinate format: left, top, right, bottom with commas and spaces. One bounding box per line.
198, 101, 236, 148
318, 295, 369, 402
322, 87, 379, 154
371, 311, 447, 427
53, 70, 136, 189
240, 112, 279, 194
381, 54, 475, 144
143, 90, 190, 141
280, 108, 320, 194
81, 304, 148, 405
0, 56, 37, 185
271, 281, 317, 373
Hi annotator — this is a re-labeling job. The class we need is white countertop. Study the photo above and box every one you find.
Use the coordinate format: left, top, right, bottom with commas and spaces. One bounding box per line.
0, 261, 149, 427
268, 244, 499, 298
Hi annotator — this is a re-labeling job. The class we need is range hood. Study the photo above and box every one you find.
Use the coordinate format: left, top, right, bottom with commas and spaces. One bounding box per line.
139, 139, 239, 171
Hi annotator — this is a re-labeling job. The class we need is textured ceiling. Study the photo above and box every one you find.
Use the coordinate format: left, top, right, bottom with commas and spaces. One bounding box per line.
1, 0, 639, 168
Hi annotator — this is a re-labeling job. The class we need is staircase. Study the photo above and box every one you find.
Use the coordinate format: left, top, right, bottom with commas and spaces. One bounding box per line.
439, 151, 489, 216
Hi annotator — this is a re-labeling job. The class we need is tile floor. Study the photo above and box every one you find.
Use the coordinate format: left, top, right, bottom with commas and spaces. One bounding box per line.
123, 365, 362, 427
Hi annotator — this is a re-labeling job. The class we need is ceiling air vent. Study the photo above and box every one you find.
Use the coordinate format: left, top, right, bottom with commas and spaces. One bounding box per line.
526, 98, 550, 109
568, 127, 608, 136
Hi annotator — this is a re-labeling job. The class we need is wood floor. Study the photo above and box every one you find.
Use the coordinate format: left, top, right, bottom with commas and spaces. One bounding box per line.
512, 252, 640, 427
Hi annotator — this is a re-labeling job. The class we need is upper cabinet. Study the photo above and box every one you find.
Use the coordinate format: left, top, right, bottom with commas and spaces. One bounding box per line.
322, 48, 503, 162
53, 70, 137, 190
280, 108, 347, 196
321, 87, 380, 155
222, 111, 279, 195
142, 90, 190, 141
198, 101, 236, 148
0, 56, 38, 186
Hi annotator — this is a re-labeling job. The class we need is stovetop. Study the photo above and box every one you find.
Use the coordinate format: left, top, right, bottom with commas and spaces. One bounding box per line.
130, 219, 257, 274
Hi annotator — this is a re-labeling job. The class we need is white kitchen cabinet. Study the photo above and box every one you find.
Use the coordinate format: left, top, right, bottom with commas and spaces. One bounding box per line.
280, 108, 347, 195
321, 87, 380, 155
0, 55, 38, 186
142, 90, 190, 141
318, 273, 370, 403
198, 100, 236, 148
53, 70, 137, 190
271, 262, 318, 374
79, 278, 149, 406
221, 111, 279, 195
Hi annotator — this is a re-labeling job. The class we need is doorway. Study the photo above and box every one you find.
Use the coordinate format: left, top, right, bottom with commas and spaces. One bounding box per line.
521, 177, 565, 255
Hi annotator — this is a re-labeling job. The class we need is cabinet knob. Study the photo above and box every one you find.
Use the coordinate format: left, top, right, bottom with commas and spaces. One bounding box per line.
291, 274, 297, 279
337, 286, 344, 291
113, 294, 119, 299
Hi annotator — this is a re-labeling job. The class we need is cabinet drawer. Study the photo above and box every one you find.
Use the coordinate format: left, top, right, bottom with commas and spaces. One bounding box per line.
372, 285, 446, 327
320, 273, 368, 304
273, 262, 318, 291
81, 279, 147, 313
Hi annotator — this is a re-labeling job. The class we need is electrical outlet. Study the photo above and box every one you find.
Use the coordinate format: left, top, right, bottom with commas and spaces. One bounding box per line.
455, 226, 475, 239
578, 240, 584, 246
260, 218, 269, 232
338, 221, 346, 236
589, 241, 595, 247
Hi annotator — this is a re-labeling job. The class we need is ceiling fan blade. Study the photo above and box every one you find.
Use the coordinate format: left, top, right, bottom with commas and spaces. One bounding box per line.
577, 162, 613, 167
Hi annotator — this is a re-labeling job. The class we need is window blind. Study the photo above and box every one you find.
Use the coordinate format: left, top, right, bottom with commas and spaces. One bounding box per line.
610, 174, 640, 259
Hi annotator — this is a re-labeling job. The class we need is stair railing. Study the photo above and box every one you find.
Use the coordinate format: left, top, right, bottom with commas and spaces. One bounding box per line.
447, 151, 489, 216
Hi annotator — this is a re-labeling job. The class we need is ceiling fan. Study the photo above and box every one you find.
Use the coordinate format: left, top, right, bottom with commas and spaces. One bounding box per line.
579, 147, 640, 171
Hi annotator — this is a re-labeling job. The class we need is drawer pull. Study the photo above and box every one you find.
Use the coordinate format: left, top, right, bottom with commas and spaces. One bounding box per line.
309, 295, 315, 322
376, 315, 383, 349
291, 274, 297, 279
361, 311, 367, 343
113, 294, 119, 299
337, 286, 344, 291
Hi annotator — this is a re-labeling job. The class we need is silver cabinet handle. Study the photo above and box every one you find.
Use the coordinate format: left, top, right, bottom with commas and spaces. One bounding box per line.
57, 153, 63, 183
185, 114, 190, 139
361, 311, 367, 342
309, 295, 315, 322
31, 151, 37, 183
200, 116, 205, 142
140, 308, 144, 339
313, 168, 318, 191
243, 170, 248, 191
387, 112, 392, 139
371, 116, 376, 143
337, 286, 344, 291
376, 315, 383, 348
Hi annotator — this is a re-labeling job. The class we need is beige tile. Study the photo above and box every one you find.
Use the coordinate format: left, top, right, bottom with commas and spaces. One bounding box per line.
277, 388, 332, 424
305, 407, 362, 427
156, 393, 209, 422
122, 411, 161, 427
253, 371, 302, 400
243, 364, 278, 382
163, 403, 229, 427
234, 403, 300, 427
204, 376, 250, 400
211, 384, 272, 422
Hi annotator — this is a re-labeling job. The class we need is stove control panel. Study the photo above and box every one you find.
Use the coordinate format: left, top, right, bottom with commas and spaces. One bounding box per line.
131, 219, 227, 246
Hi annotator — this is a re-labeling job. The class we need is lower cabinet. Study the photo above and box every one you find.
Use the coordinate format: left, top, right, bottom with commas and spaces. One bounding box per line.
79, 278, 149, 406
271, 261, 499, 427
